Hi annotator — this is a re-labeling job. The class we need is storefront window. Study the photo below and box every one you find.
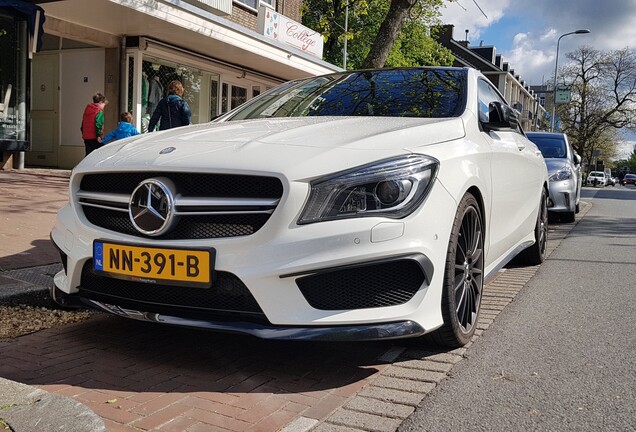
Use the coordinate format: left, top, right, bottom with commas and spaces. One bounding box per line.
210, 77, 219, 120
129, 57, 209, 131
231, 85, 247, 109
125, 46, 278, 129
222, 83, 228, 113
0, 13, 28, 148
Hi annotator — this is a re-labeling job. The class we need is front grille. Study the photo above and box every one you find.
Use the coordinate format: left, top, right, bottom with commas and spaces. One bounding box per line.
79, 261, 265, 319
77, 172, 284, 240
296, 259, 426, 310
80, 172, 283, 198
82, 207, 270, 239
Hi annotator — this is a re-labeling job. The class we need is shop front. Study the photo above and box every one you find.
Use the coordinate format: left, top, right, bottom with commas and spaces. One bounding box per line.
24, 0, 338, 169
0, 0, 44, 169
124, 37, 280, 134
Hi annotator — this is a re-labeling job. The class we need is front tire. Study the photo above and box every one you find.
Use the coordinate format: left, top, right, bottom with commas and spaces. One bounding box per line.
429, 192, 484, 348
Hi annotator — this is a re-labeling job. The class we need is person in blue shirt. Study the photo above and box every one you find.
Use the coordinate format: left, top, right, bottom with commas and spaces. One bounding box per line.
102, 111, 140, 144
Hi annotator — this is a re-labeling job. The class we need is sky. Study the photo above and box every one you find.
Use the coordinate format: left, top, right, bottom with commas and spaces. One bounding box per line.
439, 0, 636, 157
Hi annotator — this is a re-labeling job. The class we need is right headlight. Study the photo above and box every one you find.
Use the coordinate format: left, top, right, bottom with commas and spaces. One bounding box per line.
549, 166, 573, 182
298, 154, 439, 224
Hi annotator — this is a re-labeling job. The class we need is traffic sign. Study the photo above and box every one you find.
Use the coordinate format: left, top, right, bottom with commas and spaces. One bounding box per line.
555, 85, 571, 104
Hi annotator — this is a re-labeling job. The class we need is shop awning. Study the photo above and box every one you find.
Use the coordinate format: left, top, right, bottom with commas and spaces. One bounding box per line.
0, 0, 46, 52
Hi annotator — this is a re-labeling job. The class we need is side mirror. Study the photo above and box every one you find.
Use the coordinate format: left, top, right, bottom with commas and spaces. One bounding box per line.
573, 153, 581, 166
483, 101, 519, 132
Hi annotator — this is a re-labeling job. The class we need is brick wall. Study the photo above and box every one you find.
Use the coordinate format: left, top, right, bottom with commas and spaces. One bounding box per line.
227, 4, 259, 29
281, 0, 302, 22
225, 1, 304, 31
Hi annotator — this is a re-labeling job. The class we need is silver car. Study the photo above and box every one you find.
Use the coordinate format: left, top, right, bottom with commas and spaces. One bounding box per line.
526, 132, 582, 223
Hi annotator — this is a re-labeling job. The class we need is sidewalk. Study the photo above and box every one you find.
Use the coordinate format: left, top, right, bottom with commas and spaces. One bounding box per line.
0, 169, 70, 271
0, 169, 106, 431
0, 168, 590, 432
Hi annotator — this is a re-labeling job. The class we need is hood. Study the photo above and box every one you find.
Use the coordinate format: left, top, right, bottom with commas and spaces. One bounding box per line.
78, 116, 465, 180
166, 94, 182, 106
84, 103, 102, 115
543, 157, 572, 174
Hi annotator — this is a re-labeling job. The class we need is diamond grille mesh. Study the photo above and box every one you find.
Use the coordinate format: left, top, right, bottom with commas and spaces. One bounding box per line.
296, 259, 425, 310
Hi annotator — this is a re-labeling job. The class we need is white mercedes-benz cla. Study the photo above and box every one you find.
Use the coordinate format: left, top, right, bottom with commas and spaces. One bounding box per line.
51, 67, 548, 347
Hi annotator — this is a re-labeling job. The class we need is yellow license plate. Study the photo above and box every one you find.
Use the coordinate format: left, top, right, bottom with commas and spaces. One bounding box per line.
93, 241, 213, 288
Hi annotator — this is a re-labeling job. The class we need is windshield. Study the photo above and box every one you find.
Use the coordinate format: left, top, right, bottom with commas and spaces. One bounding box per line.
225, 68, 467, 120
589, 172, 604, 177
527, 135, 567, 159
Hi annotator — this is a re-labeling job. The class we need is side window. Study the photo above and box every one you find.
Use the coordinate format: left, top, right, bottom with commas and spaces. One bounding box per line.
477, 79, 506, 123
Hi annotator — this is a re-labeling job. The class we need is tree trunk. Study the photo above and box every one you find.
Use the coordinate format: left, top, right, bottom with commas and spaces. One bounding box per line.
361, 0, 417, 69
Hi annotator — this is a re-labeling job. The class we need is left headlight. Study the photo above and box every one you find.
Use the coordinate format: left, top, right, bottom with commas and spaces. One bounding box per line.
549, 165, 573, 182
298, 154, 439, 224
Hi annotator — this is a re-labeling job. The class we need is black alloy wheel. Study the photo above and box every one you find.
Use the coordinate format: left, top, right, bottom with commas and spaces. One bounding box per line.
429, 192, 484, 347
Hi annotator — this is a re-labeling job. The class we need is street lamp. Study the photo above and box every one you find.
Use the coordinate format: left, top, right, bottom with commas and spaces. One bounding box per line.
550, 29, 590, 132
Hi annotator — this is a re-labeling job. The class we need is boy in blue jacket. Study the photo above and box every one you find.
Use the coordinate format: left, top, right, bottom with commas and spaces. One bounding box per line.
101, 112, 140, 144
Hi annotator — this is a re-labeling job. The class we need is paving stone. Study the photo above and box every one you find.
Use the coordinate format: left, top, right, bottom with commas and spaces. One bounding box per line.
371, 376, 436, 394
383, 366, 447, 383
345, 396, 414, 419
393, 359, 454, 373
326, 408, 403, 432
358, 385, 426, 406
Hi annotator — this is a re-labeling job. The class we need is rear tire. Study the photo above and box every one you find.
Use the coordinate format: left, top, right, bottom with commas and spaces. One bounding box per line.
562, 211, 575, 223
428, 192, 484, 348
517, 188, 548, 265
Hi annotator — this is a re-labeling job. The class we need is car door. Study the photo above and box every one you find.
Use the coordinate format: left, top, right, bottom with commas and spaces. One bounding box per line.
477, 79, 544, 264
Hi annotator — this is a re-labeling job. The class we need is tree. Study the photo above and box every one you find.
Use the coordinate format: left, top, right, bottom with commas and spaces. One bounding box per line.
557, 46, 636, 168
301, 0, 452, 70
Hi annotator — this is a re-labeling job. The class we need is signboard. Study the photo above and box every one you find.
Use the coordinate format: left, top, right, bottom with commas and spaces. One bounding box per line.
257, 6, 324, 58
555, 85, 571, 104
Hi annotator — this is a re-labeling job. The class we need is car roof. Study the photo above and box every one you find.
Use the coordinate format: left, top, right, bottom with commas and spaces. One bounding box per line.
526, 132, 567, 138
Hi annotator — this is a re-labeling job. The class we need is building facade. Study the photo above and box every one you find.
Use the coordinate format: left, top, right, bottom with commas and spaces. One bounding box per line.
2, 0, 339, 169
0, 1, 44, 165
436, 25, 547, 132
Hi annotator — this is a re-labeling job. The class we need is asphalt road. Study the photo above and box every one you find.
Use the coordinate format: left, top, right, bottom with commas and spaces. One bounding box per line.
399, 185, 636, 432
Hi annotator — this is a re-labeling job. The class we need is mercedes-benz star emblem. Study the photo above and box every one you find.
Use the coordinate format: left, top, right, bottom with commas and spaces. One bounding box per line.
129, 178, 177, 236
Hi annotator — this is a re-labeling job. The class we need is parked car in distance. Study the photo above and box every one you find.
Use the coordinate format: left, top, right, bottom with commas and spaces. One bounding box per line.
587, 171, 607, 187
623, 173, 636, 185
50, 67, 549, 348
526, 131, 582, 223
605, 169, 615, 186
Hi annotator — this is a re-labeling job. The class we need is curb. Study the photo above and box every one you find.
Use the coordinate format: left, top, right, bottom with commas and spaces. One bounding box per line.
0, 378, 106, 432
302, 201, 592, 432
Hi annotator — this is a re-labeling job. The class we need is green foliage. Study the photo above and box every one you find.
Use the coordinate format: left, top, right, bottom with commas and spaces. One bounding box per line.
302, 0, 453, 69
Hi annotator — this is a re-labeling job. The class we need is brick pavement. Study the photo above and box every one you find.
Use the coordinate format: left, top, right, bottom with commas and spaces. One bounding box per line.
0, 169, 590, 431
0, 170, 70, 270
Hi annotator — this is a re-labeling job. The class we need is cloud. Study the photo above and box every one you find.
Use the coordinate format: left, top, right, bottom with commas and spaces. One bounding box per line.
439, 0, 510, 42
440, 0, 636, 84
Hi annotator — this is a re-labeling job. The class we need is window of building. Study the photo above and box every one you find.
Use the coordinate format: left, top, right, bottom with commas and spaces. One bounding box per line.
234, 0, 275, 11
0, 12, 28, 147
210, 77, 219, 120
231, 85, 247, 109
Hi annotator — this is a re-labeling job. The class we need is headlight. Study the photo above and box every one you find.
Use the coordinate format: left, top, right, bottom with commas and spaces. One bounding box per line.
298, 154, 439, 224
549, 166, 572, 182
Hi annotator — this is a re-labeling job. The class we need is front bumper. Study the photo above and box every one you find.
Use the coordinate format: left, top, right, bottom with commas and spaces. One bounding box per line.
50, 284, 427, 341
50, 181, 457, 340
548, 180, 577, 212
